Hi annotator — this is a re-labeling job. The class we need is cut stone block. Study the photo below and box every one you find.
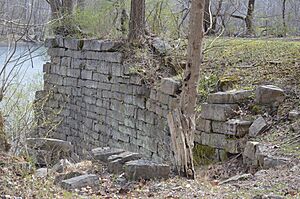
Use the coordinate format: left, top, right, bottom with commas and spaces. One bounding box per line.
207, 90, 253, 104
26, 138, 73, 152
124, 160, 170, 180
243, 141, 261, 166
51, 159, 73, 173
61, 174, 99, 191
64, 38, 80, 50
107, 152, 141, 174
212, 119, 252, 137
255, 85, 285, 105
262, 156, 290, 169
152, 37, 172, 55
35, 168, 48, 178
197, 132, 243, 154
196, 118, 212, 133
288, 110, 300, 121
249, 116, 268, 137
91, 147, 125, 162
201, 103, 239, 121
160, 77, 180, 96
107, 151, 141, 162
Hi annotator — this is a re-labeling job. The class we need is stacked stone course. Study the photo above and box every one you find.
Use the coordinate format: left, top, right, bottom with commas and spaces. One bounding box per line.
35, 38, 182, 164
36, 37, 265, 165
195, 90, 253, 159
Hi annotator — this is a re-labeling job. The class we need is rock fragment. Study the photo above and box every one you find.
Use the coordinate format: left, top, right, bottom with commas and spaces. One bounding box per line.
255, 85, 285, 105
249, 116, 268, 137
61, 174, 99, 191
92, 147, 125, 162
124, 159, 170, 180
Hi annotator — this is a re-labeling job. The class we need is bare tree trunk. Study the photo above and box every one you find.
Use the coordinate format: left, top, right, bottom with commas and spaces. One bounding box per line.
204, 0, 210, 32
128, 0, 145, 43
168, 0, 205, 179
211, 0, 223, 34
245, 0, 255, 36
282, 0, 287, 36
0, 110, 10, 152
77, 0, 85, 11
46, 0, 76, 36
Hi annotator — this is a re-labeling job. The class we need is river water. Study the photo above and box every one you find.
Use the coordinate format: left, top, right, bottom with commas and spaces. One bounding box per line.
0, 42, 48, 106
0, 42, 48, 85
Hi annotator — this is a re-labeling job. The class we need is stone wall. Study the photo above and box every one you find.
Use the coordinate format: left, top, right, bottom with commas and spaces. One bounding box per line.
195, 90, 254, 160
35, 38, 181, 164
36, 37, 257, 165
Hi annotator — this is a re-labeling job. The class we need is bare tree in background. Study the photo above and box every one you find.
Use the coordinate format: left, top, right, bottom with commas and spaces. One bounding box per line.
77, 0, 85, 11
204, 0, 211, 32
45, 0, 77, 36
128, 0, 146, 43
245, 0, 256, 35
168, 0, 205, 179
282, 0, 287, 36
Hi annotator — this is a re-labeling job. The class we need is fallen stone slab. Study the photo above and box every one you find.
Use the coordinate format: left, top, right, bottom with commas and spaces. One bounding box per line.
262, 156, 290, 169
196, 118, 212, 133
212, 119, 252, 137
288, 110, 300, 121
107, 152, 141, 174
201, 103, 239, 121
91, 147, 125, 162
51, 159, 73, 173
219, 173, 253, 185
243, 141, 261, 166
159, 77, 180, 96
255, 85, 285, 105
207, 89, 253, 104
61, 174, 99, 191
35, 168, 48, 178
124, 159, 170, 181
152, 37, 172, 55
54, 171, 84, 185
26, 138, 73, 152
249, 116, 268, 137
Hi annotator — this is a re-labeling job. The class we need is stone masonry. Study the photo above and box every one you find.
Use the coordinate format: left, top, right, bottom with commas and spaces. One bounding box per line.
195, 90, 254, 158
35, 37, 277, 166
35, 37, 179, 164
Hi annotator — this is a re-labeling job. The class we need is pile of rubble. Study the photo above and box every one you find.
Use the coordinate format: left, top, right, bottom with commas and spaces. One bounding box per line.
27, 137, 170, 191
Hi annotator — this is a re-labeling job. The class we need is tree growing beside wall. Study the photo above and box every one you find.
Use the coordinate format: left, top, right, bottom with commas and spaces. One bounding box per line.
128, 0, 146, 43
45, 0, 77, 36
168, 0, 205, 179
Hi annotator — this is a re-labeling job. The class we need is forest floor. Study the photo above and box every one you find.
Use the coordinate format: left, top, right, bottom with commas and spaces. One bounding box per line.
1, 38, 300, 198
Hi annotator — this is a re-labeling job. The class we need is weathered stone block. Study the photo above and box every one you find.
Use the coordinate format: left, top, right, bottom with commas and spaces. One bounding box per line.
26, 138, 73, 152
212, 119, 252, 137
201, 103, 239, 121
255, 85, 285, 105
64, 38, 80, 50
160, 77, 180, 96
124, 160, 170, 180
45, 38, 64, 48
82, 40, 102, 51
288, 110, 300, 121
196, 117, 212, 133
91, 147, 125, 162
100, 40, 124, 51
243, 141, 260, 166
61, 174, 99, 191
207, 89, 253, 104
107, 152, 141, 174
249, 116, 268, 137
262, 156, 290, 169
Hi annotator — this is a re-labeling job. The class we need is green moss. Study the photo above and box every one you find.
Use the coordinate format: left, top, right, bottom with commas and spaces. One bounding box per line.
251, 104, 263, 114
78, 40, 84, 50
193, 144, 216, 166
